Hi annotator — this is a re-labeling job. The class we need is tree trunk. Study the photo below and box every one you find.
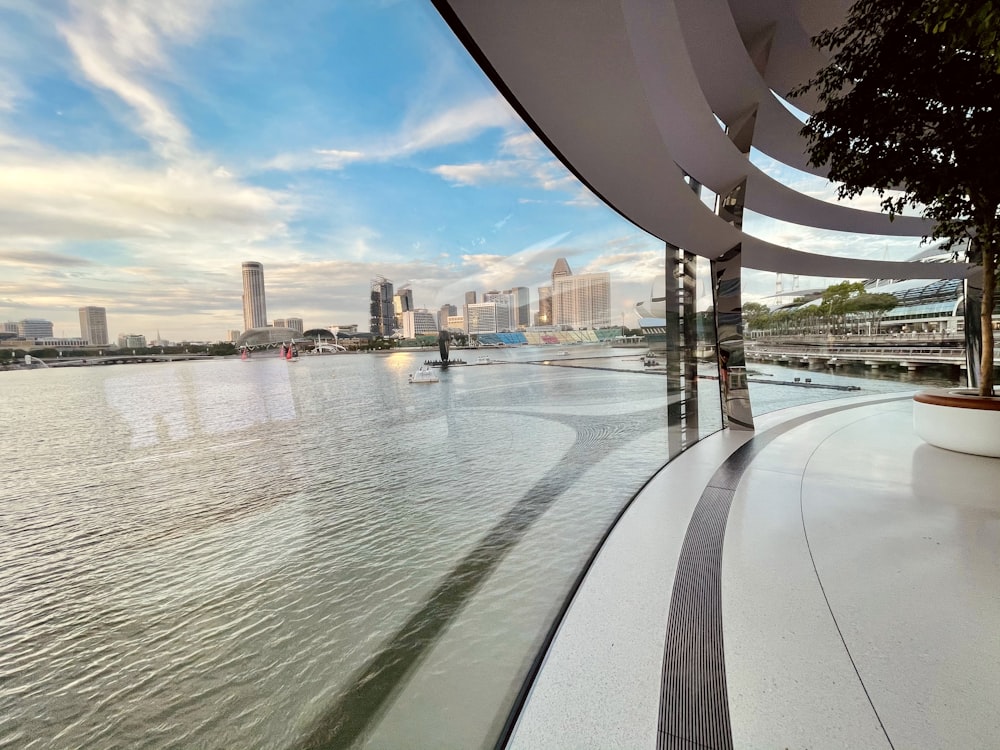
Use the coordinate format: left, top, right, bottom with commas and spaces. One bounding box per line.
980, 244, 996, 396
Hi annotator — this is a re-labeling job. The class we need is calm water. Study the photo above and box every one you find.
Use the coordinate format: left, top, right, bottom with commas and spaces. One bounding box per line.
0, 347, 951, 749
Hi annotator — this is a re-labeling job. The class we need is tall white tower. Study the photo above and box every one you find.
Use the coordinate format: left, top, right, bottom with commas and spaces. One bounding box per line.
78, 306, 109, 346
242, 262, 267, 330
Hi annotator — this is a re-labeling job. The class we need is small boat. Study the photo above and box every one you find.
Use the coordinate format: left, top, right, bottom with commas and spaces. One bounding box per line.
408, 365, 439, 384
642, 351, 659, 367
475, 356, 494, 365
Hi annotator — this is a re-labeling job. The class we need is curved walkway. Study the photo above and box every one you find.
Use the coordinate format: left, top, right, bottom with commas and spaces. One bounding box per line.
508, 393, 1000, 749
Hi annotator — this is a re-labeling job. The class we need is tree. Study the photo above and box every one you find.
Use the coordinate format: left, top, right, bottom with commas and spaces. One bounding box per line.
742, 302, 771, 331
794, 0, 999, 395
819, 281, 866, 333
847, 293, 899, 334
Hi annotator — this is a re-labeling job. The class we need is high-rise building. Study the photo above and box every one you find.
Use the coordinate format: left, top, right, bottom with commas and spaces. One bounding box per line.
242, 262, 267, 330
227, 330, 241, 342
393, 287, 414, 331
483, 291, 517, 331
504, 286, 531, 327
552, 257, 572, 280
3, 321, 19, 334
438, 304, 457, 329
18, 319, 54, 339
553, 272, 612, 328
117, 333, 147, 348
78, 306, 109, 346
465, 291, 477, 305
536, 286, 553, 326
465, 302, 513, 334
370, 276, 395, 335
284, 317, 303, 334
401, 309, 439, 339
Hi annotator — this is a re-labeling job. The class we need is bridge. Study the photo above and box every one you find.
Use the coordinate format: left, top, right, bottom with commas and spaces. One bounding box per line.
19, 354, 214, 368
746, 342, 975, 372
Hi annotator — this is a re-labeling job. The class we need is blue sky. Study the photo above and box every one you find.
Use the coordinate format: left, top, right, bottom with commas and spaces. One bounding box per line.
0, 0, 932, 341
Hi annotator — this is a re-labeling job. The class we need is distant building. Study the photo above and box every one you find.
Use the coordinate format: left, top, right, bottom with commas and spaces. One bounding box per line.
438, 304, 457, 329
331, 324, 358, 334
465, 291, 477, 305
553, 272, 611, 328
552, 257, 572, 280
284, 317, 303, 333
78, 306, 109, 346
536, 286, 552, 326
18, 319, 53, 339
242, 262, 267, 330
35, 337, 87, 348
446, 315, 465, 331
393, 287, 414, 332
3, 321, 19, 334
466, 302, 511, 334
401, 309, 439, 339
117, 334, 147, 348
482, 291, 517, 330
370, 276, 395, 335
227, 330, 241, 342
506, 286, 531, 328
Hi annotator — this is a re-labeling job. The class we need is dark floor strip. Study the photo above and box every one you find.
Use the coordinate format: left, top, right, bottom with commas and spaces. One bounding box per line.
656, 395, 910, 750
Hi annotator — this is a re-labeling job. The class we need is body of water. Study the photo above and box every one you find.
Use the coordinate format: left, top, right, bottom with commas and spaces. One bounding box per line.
0, 346, 954, 749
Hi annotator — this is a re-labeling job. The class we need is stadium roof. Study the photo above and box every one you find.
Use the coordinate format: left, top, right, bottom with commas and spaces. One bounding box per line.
433, 0, 973, 282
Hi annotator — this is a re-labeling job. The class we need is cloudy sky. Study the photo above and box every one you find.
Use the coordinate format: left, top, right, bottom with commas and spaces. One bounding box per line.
0, 0, 933, 341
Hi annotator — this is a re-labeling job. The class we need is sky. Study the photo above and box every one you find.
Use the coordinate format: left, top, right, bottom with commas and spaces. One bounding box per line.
0, 0, 936, 342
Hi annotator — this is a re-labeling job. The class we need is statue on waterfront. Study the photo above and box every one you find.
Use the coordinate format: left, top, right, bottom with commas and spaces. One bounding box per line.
438, 330, 450, 363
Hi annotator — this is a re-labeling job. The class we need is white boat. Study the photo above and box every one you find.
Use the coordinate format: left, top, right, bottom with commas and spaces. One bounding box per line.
408, 365, 440, 384
475, 356, 494, 365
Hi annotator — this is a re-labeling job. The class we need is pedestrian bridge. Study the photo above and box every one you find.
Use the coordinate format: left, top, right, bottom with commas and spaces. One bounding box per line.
746, 343, 969, 371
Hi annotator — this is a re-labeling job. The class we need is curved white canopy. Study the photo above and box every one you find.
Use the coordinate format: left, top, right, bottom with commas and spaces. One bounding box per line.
433, 0, 972, 281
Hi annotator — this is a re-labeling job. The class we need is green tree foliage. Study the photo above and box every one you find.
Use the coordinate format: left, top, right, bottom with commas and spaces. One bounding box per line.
794, 0, 998, 394
742, 301, 771, 330
848, 292, 899, 333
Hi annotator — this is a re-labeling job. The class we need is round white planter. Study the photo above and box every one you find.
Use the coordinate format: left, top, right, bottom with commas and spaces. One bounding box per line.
913, 389, 1000, 458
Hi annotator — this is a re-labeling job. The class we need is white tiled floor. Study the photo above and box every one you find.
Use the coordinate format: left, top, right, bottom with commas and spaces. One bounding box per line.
508, 394, 1000, 750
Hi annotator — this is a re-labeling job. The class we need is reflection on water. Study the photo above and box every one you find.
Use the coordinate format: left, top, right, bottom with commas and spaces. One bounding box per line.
1, 348, 686, 750
0, 347, 950, 749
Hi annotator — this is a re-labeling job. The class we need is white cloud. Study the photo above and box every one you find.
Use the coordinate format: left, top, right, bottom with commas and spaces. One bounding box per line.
263, 94, 519, 172
0, 140, 290, 249
58, 0, 219, 160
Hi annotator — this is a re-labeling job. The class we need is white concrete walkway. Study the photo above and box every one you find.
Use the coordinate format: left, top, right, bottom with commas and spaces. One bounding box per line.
508, 393, 1000, 750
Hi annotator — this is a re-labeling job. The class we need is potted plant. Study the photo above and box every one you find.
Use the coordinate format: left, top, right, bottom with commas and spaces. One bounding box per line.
793, 0, 999, 457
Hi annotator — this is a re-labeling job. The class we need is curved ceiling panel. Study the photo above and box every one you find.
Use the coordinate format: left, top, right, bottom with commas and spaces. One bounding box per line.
621, 0, 931, 237
673, 0, 830, 174
433, 0, 972, 282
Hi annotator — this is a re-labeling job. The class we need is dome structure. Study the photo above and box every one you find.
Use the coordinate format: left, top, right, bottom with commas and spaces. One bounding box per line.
235, 326, 301, 349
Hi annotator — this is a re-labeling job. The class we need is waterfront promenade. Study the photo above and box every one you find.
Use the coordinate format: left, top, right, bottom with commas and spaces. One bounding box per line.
509, 393, 1000, 749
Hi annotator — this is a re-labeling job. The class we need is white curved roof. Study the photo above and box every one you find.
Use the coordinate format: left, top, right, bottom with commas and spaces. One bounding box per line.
433, 0, 972, 281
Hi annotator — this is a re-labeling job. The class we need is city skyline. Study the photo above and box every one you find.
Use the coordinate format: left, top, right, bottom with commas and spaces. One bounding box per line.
0, 1, 936, 341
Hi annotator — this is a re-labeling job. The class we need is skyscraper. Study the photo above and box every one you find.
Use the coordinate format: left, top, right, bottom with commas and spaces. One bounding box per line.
438, 304, 457, 329
536, 286, 552, 326
393, 287, 414, 331
504, 286, 531, 327
553, 272, 612, 328
242, 262, 267, 330
464, 291, 477, 305
370, 276, 395, 335
78, 306, 109, 346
